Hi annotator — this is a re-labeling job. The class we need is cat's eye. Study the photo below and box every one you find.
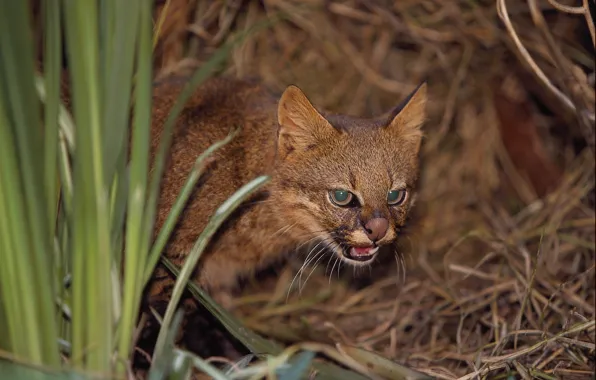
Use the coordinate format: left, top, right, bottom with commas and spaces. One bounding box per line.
329, 189, 354, 207
387, 189, 407, 205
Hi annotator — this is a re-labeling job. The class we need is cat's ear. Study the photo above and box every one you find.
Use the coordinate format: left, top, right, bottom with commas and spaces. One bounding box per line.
277, 85, 338, 160
384, 82, 427, 152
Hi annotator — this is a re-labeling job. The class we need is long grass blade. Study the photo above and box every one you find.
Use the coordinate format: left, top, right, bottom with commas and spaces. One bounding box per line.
33, 75, 76, 152
42, 0, 62, 240
0, 91, 27, 359
147, 310, 185, 380
0, 0, 60, 366
0, 293, 8, 352
102, 0, 140, 184
104, 0, 139, 281
116, 0, 153, 372
61, 0, 112, 371
152, 175, 270, 361
41, 0, 66, 347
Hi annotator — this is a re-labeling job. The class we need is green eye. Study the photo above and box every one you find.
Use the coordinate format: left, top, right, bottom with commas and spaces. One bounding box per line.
387, 189, 407, 205
330, 189, 354, 206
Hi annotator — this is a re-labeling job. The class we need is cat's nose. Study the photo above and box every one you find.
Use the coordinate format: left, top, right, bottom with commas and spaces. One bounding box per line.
363, 218, 389, 242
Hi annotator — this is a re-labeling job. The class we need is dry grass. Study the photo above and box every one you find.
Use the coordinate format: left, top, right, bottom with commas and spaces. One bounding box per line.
151, 0, 595, 378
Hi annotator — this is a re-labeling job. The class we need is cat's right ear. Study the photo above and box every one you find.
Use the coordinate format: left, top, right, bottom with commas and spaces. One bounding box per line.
277, 85, 337, 160
383, 82, 427, 154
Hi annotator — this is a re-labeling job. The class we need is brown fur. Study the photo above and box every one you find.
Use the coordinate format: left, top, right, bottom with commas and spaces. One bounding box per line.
147, 76, 427, 306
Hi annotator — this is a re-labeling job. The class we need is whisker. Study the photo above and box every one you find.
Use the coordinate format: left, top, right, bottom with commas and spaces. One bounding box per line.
300, 244, 329, 293
335, 241, 351, 280
325, 252, 335, 273
287, 246, 316, 301
393, 249, 401, 289
393, 247, 407, 286
286, 236, 335, 301
295, 237, 321, 254
401, 254, 407, 284
294, 232, 330, 252
271, 221, 298, 238
329, 257, 339, 285
299, 239, 328, 288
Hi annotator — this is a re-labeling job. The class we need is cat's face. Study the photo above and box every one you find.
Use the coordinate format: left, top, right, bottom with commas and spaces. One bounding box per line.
274, 84, 426, 266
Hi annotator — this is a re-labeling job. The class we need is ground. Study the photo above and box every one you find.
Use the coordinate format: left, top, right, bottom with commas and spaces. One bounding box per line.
149, 1, 595, 378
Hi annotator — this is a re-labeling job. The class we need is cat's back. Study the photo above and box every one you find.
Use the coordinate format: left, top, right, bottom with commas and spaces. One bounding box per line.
150, 75, 279, 180
150, 76, 279, 255
150, 76, 278, 152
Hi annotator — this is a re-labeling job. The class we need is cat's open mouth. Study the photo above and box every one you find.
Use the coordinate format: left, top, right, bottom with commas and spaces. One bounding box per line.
343, 245, 379, 263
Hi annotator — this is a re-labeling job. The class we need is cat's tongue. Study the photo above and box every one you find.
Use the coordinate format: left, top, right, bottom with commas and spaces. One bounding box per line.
353, 247, 374, 255
349, 246, 379, 261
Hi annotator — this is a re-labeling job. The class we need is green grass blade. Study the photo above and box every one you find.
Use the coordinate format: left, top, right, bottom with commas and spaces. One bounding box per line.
42, 0, 65, 340
0, 358, 90, 380
277, 351, 316, 380
116, 0, 153, 372
0, 0, 60, 366
38, 85, 76, 307
109, 164, 127, 264
56, 133, 73, 272
102, 0, 139, 183
33, 75, 76, 153
33, 75, 75, 220
143, 127, 240, 285
103, 0, 137, 286
0, 289, 8, 352
0, 94, 28, 359
147, 310, 185, 380
172, 350, 230, 380
98, 0, 114, 79
42, 0, 62, 240
153, 175, 270, 361
62, 0, 113, 371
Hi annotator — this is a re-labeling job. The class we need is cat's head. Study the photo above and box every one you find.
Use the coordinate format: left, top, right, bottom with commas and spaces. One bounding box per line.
273, 82, 427, 266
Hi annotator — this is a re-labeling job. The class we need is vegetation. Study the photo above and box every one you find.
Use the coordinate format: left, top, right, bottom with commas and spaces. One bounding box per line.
0, 1, 276, 379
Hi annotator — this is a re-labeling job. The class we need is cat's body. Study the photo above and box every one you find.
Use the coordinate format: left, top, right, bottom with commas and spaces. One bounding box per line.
147, 76, 427, 306
149, 77, 283, 302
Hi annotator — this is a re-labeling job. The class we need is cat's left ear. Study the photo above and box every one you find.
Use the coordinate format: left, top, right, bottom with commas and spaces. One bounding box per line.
384, 82, 427, 152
